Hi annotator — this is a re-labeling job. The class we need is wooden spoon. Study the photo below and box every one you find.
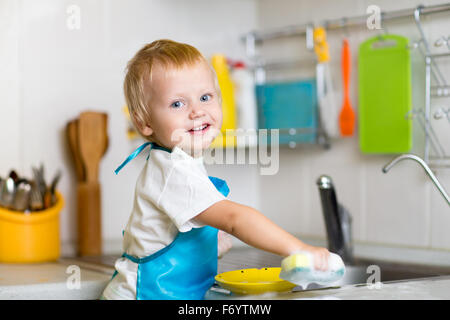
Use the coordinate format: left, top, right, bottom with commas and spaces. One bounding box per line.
78, 111, 108, 183
77, 181, 102, 256
66, 119, 85, 182
102, 113, 109, 157
76, 111, 108, 256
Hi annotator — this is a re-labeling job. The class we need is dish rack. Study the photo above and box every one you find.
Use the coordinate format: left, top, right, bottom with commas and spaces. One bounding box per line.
409, 6, 450, 169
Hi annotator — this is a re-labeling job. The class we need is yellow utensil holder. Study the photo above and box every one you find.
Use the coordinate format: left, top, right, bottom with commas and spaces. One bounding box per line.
0, 192, 63, 263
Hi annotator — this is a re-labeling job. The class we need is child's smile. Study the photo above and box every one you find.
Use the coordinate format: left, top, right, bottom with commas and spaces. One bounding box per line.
141, 59, 223, 157
188, 123, 211, 135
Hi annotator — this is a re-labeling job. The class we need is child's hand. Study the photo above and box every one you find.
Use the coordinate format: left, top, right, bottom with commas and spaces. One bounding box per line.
217, 230, 232, 259
301, 245, 330, 271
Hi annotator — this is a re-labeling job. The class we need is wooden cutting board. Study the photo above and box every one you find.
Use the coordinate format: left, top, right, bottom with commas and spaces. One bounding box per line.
358, 34, 412, 153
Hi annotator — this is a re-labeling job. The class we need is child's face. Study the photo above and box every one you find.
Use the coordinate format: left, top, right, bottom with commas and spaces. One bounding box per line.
141, 60, 222, 156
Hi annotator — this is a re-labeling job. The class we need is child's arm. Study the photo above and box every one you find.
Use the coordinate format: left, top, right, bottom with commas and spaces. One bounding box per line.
194, 200, 330, 271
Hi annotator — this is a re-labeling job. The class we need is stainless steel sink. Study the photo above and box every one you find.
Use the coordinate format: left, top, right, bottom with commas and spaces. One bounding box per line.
216, 247, 450, 291
301, 259, 449, 291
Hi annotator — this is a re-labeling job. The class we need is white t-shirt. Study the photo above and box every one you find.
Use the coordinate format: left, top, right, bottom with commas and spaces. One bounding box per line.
102, 146, 227, 300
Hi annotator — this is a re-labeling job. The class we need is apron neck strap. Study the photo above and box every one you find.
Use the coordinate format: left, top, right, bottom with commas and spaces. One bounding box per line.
114, 142, 171, 175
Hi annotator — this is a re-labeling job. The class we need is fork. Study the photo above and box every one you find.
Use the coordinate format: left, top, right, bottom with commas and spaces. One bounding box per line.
29, 181, 43, 211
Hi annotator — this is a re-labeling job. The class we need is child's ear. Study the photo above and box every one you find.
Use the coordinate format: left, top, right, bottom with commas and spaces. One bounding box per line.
133, 112, 153, 137
140, 124, 153, 137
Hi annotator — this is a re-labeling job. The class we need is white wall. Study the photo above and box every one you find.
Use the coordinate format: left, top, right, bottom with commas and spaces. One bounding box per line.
0, 0, 258, 255
0, 0, 21, 177
1, 0, 449, 264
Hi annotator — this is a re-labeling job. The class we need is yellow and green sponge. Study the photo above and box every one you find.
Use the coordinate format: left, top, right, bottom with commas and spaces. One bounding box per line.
279, 252, 345, 288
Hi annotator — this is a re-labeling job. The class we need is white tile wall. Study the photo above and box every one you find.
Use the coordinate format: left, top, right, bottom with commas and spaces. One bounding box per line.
430, 169, 450, 248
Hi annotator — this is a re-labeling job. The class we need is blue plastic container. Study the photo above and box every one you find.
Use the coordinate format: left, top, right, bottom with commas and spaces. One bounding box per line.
256, 79, 318, 144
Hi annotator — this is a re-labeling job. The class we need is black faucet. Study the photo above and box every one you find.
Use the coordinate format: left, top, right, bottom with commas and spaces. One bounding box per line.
316, 175, 354, 264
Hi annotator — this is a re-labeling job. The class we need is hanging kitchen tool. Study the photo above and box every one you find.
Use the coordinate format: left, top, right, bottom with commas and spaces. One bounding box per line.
76, 111, 109, 256
314, 26, 339, 138
358, 34, 412, 153
339, 39, 355, 136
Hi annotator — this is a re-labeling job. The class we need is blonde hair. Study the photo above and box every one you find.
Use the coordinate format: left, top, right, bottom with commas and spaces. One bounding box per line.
123, 39, 209, 139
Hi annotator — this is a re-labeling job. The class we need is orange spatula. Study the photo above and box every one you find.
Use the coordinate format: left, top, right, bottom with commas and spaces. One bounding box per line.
339, 39, 355, 136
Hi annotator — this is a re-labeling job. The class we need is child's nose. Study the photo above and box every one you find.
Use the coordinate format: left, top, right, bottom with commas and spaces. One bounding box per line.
189, 104, 206, 119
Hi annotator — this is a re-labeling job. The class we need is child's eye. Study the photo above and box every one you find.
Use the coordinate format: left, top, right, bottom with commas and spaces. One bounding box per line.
171, 101, 184, 108
200, 94, 212, 102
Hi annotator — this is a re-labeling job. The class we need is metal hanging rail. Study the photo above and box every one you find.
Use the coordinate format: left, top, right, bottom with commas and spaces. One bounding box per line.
242, 2, 450, 166
243, 3, 450, 43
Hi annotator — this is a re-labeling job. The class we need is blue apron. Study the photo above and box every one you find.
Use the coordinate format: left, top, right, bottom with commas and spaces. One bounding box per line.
114, 142, 230, 300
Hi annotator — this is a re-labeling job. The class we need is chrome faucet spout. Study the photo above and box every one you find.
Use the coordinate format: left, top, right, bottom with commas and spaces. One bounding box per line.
382, 154, 450, 205
317, 175, 354, 264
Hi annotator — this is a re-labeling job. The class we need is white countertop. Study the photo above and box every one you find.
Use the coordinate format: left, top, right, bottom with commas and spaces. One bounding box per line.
0, 260, 111, 300
2, 251, 450, 300
206, 276, 450, 300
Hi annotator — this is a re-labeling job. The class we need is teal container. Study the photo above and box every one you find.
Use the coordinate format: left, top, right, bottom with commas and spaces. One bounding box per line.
256, 79, 318, 144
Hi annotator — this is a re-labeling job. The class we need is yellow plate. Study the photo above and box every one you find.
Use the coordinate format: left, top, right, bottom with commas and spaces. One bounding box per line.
215, 267, 296, 295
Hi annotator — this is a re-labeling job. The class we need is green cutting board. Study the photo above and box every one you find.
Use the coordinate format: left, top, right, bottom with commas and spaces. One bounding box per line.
358, 34, 412, 153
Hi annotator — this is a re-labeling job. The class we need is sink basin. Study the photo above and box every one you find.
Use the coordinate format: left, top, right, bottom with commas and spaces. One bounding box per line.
216, 248, 450, 292
301, 259, 450, 291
